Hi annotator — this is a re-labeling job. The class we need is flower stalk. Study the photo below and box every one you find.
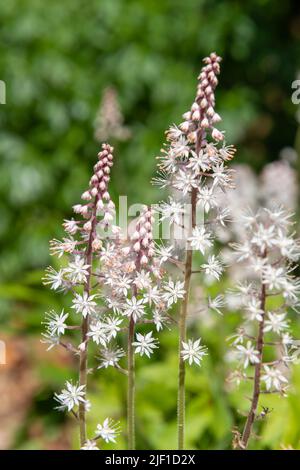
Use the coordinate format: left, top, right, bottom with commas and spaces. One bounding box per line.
229, 207, 300, 449
240, 281, 266, 449
152, 52, 235, 449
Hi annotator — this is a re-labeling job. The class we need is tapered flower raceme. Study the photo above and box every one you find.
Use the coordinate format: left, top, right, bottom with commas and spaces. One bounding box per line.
228, 207, 300, 449
43, 143, 121, 448
152, 52, 236, 449
97, 205, 183, 449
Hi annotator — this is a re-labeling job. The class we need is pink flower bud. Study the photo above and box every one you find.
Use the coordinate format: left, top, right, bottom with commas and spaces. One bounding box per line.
133, 241, 141, 252
131, 230, 140, 241
97, 199, 104, 211
81, 191, 92, 201
180, 121, 190, 133
83, 221, 92, 232
201, 117, 209, 128
212, 128, 224, 141
182, 111, 191, 120
207, 106, 214, 117
141, 255, 148, 265
92, 238, 102, 251
192, 110, 200, 121
200, 98, 208, 109
212, 113, 222, 123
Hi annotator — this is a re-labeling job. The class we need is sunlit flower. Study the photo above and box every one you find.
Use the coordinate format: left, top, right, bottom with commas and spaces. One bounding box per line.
188, 226, 212, 254
181, 338, 207, 366
71, 292, 97, 318
95, 418, 121, 443
236, 341, 260, 368
261, 365, 288, 391
54, 381, 86, 412
132, 331, 158, 357
162, 279, 185, 307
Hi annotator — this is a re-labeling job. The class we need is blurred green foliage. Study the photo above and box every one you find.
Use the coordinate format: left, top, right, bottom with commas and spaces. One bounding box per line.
0, 0, 300, 450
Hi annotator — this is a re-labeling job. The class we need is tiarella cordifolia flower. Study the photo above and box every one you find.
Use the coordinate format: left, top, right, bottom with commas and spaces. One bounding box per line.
49, 237, 77, 258
123, 296, 146, 322
208, 294, 225, 314
98, 347, 125, 369
151, 52, 236, 448
261, 365, 288, 391
41, 331, 60, 351
95, 418, 121, 443
43, 310, 69, 336
228, 207, 300, 449
97, 205, 184, 449
81, 440, 99, 450
263, 312, 289, 334
154, 242, 174, 265
188, 226, 212, 254
54, 382, 86, 412
244, 297, 264, 322
133, 270, 151, 290
162, 279, 185, 307
153, 310, 169, 331
132, 331, 159, 358
71, 292, 98, 318
65, 256, 90, 284
94, 86, 131, 143
201, 255, 223, 280
198, 186, 217, 213
43, 267, 66, 291
251, 224, 276, 253
159, 197, 185, 225
105, 316, 123, 340
236, 341, 260, 369
44, 144, 122, 448
87, 321, 107, 346
181, 338, 208, 366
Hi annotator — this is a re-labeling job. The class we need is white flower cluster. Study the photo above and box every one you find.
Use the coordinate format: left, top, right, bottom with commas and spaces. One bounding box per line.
151, 53, 236, 366
43, 144, 122, 447
229, 207, 300, 394
98, 205, 185, 361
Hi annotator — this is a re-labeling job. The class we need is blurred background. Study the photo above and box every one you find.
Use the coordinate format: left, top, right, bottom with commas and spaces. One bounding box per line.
0, 0, 300, 450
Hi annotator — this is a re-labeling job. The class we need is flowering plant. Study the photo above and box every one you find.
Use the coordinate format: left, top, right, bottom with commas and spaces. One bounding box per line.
153, 52, 236, 448
228, 207, 300, 449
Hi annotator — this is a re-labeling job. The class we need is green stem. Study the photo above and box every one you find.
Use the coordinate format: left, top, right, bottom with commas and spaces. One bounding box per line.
78, 199, 98, 447
240, 281, 266, 449
127, 316, 135, 449
177, 187, 197, 450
